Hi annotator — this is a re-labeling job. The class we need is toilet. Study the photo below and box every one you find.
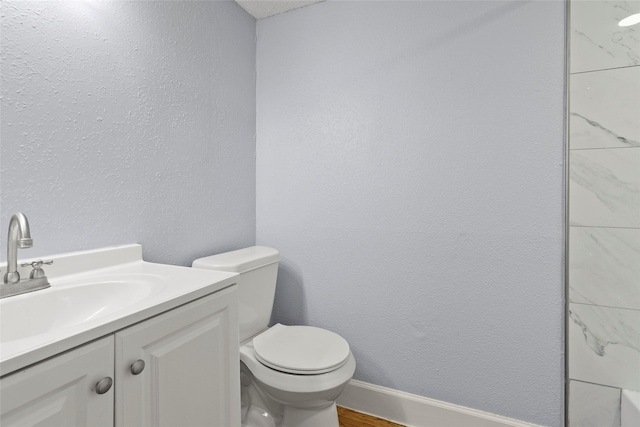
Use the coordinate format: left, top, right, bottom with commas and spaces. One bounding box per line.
192, 246, 356, 427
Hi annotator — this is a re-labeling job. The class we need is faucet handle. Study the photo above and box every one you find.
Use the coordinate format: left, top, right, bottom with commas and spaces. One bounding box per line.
21, 259, 53, 279
21, 259, 53, 268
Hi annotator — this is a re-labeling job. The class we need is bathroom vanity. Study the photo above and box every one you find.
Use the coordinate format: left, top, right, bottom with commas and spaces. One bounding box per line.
0, 245, 241, 426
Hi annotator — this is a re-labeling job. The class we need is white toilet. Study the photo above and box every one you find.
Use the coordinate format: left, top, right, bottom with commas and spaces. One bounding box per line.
192, 246, 356, 427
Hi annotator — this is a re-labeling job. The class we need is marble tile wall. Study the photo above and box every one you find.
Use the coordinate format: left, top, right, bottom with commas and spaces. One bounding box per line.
570, 1, 640, 73
569, 380, 621, 427
568, 1, 640, 426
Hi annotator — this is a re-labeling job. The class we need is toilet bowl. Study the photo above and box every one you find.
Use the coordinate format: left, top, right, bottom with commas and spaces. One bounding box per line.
192, 247, 355, 427
240, 326, 356, 427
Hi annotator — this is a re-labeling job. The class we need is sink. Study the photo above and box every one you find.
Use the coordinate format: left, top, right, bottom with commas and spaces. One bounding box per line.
0, 244, 238, 377
0, 275, 165, 342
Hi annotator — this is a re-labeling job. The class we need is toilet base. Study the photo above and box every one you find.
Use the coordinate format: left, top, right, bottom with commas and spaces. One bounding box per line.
243, 405, 278, 427
242, 391, 339, 427
281, 402, 339, 427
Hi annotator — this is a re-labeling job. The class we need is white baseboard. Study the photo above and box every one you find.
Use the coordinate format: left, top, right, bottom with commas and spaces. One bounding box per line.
336, 380, 542, 427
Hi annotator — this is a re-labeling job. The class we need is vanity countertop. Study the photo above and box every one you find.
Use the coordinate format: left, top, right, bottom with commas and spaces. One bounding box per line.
0, 244, 237, 377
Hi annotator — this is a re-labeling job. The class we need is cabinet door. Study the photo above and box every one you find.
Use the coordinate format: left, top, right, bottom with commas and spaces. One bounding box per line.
115, 286, 240, 427
0, 336, 114, 427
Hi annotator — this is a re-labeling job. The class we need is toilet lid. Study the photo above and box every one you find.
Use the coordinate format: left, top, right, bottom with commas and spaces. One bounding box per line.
253, 324, 351, 375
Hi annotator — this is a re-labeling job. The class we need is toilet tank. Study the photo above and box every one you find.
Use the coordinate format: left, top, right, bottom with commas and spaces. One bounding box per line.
192, 246, 280, 342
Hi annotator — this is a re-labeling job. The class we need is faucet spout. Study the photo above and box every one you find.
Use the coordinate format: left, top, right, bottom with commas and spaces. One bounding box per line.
4, 213, 32, 284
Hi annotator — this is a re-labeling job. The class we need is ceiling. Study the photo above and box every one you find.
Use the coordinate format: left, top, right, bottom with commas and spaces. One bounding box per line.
234, 0, 325, 19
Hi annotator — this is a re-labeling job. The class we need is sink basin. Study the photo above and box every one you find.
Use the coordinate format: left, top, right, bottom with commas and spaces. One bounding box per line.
0, 276, 165, 342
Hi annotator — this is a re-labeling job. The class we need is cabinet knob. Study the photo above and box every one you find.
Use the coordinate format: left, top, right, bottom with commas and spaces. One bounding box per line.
130, 359, 145, 375
95, 377, 113, 395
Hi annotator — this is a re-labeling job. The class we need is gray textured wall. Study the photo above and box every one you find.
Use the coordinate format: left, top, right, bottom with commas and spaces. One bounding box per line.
1, 0, 256, 265
256, 1, 565, 425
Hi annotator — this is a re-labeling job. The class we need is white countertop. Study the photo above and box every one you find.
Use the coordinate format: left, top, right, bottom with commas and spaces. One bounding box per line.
0, 244, 238, 376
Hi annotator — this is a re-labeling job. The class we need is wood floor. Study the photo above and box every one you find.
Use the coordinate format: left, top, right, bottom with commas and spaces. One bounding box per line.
337, 406, 405, 427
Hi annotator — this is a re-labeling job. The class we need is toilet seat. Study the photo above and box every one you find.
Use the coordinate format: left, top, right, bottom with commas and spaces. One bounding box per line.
253, 324, 351, 375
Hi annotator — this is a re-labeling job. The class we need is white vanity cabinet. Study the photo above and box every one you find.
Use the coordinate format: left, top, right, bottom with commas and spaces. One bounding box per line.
115, 285, 240, 427
0, 286, 240, 427
0, 336, 115, 427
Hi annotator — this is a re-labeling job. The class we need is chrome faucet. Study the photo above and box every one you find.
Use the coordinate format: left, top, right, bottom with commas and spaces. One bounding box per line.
2, 213, 51, 298
4, 213, 33, 283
